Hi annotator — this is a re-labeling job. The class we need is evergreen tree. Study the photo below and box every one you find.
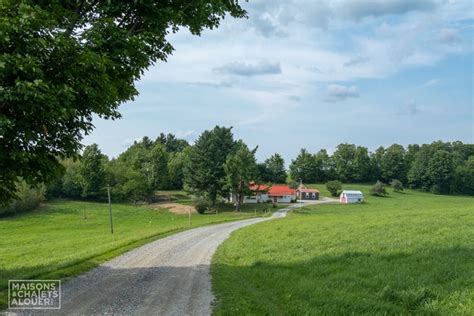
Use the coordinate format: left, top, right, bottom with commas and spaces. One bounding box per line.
184, 126, 235, 205
264, 153, 287, 183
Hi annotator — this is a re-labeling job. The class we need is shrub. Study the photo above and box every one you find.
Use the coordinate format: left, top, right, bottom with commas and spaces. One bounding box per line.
193, 198, 209, 214
326, 180, 342, 197
287, 180, 298, 189
370, 180, 388, 196
390, 179, 404, 192
0, 181, 45, 217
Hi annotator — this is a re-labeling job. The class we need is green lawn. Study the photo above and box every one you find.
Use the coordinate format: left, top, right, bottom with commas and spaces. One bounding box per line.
0, 199, 277, 309
212, 185, 474, 315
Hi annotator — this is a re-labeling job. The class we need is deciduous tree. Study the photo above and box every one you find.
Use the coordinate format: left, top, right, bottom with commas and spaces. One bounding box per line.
0, 0, 246, 204
224, 142, 258, 211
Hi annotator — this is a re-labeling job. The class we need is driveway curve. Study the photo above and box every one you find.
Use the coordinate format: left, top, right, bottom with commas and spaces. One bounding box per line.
10, 201, 337, 315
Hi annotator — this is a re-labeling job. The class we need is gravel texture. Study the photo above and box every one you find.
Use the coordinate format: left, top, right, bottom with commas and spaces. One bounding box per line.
8, 202, 335, 316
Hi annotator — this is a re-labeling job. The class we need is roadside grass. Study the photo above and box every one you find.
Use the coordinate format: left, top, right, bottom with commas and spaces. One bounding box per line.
0, 198, 280, 309
212, 185, 474, 315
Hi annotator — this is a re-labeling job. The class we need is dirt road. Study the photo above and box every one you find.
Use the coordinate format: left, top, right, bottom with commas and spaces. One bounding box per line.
9, 201, 335, 315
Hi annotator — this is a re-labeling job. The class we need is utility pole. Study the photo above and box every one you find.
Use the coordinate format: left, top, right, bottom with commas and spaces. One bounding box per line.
107, 185, 114, 234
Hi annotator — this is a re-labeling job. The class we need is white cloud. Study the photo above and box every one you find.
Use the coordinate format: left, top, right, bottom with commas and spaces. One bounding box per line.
324, 84, 359, 102
214, 60, 282, 76
338, 0, 437, 20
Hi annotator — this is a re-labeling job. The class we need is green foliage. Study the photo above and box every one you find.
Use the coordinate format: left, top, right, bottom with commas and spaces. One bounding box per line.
380, 144, 408, 183
224, 141, 258, 211
427, 150, 453, 194
326, 180, 342, 197
332, 144, 357, 182
184, 126, 235, 205
0, 181, 45, 217
289, 149, 321, 183
353, 146, 372, 182
167, 151, 187, 190
261, 153, 286, 183
370, 180, 388, 196
155, 133, 189, 153
390, 179, 404, 192
0, 0, 246, 205
193, 198, 209, 214
452, 156, 474, 195
79, 144, 106, 199
407, 142, 472, 194
287, 179, 298, 189
46, 134, 189, 203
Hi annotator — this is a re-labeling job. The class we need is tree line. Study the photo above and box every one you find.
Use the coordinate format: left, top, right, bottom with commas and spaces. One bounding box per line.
289, 142, 474, 195
48, 128, 474, 204
46, 133, 190, 204
3, 126, 472, 216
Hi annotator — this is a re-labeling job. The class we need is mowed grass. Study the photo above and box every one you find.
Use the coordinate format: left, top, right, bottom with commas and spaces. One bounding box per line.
0, 198, 275, 308
212, 185, 474, 315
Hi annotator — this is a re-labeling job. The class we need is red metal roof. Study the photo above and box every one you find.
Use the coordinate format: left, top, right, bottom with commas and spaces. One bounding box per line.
268, 185, 296, 196
249, 183, 296, 196
249, 183, 270, 191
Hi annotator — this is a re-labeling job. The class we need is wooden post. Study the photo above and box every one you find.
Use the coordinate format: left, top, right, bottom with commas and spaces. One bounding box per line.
107, 185, 114, 234
188, 208, 192, 227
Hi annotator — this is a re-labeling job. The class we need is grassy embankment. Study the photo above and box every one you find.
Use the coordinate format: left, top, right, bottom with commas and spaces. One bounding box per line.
212, 184, 474, 315
0, 192, 279, 308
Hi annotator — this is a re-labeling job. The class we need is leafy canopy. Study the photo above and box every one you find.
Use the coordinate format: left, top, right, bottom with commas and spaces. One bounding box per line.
0, 0, 246, 204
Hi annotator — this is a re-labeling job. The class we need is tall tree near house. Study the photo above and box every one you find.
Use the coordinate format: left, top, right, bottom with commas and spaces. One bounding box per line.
0, 1, 247, 205
79, 144, 106, 199
264, 153, 287, 183
224, 142, 258, 211
289, 148, 318, 183
184, 126, 235, 206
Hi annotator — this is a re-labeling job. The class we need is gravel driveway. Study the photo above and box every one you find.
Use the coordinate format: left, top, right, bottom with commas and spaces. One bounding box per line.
8, 208, 294, 316
8, 201, 335, 316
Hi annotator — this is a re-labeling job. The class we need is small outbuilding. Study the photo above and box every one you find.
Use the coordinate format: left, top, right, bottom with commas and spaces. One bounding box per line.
298, 188, 320, 200
339, 190, 364, 204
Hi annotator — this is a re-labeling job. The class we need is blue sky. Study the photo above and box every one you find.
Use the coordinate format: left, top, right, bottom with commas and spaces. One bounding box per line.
84, 0, 473, 164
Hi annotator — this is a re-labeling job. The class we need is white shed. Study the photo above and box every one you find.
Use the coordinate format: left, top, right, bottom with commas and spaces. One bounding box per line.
339, 190, 364, 204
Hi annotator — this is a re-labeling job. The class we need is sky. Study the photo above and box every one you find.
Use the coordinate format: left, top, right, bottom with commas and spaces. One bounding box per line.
84, 0, 474, 164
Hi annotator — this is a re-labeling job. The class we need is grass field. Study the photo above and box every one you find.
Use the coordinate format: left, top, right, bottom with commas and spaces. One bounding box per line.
212, 184, 474, 315
0, 198, 278, 309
